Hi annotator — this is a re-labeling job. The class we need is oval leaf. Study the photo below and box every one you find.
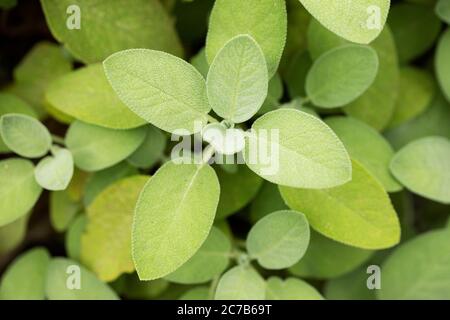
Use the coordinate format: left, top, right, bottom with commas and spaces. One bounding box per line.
266, 277, 323, 300
214, 265, 265, 300
35, 147, 74, 191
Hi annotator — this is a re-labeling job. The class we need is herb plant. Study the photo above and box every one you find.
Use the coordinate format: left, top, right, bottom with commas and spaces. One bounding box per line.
0, 0, 449, 301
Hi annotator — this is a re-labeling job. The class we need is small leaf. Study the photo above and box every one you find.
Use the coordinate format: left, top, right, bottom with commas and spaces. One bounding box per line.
436, 0, 450, 24
306, 45, 379, 108
45, 64, 146, 129
379, 229, 450, 299
206, 0, 287, 77
81, 175, 148, 282
0, 159, 42, 226
65, 214, 86, 261
104, 49, 210, 134
390, 137, 450, 204
66, 121, 146, 172
280, 160, 401, 249
214, 265, 265, 300
0, 114, 51, 158
165, 227, 231, 284
40, 0, 182, 63
0, 248, 50, 300
299, 0, 390, 44
35, 147, 74, 191
207, 35, 268, 123
127, 126, 167, 169
436, 28, 450, 103
45, 258, 119, 300
133, 161, 220, 280
180, 287, 210, 300
266, 277, 323, 300
246, 210, 310, 270
244, 109, 351, 189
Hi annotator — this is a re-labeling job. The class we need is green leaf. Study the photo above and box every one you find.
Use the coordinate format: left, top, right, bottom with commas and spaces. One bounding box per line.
215, 165, 263, 219
35, 146, 74, 191
244, 109, 351, 188
250, 182, 288, 223
81, 175, 148, 282
0, 114, 51, 158
284, 51, 312, 99
180, 287, 210, 300
65, 214, 86, 261
325, 116, 402, 192
289, 230, 373, 279
379, 229, 450, 299
0, 159, 42, 226
258, 73, 284, 115
66, 121, 146, 172
45, 258, 119, 300
280, 160, 401, 249
165, 227, 231, 284
133, 161, 220, 280
436, 0, 450, 24
0, 215, 28, 255
207, 35, 268, 123
50, 189, 80, 233
324, 267, 376, 300
104, 49, 210, 134
127, 126, 166, 169
214, 265, 265, 300
390, 137, 450, 204
0, 248, 50, 300
120, 274, 169, 300
436, 28, 450, 103
83, 162, 138, 206
40, 0, 182, 63
191, 48, 209, 79
206, 0, 287, 77
266, 277, 324, 300
388, 67, 435, 128
45, 64, 146, 129
388, 3, 442, 63
247, 210, 310, 270
306, 45, 379, 108
300, 0, 390, 43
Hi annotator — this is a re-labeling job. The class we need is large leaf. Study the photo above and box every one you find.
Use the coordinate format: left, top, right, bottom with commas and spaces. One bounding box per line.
325, 116, 402, 192
81, 176, 148, 282
280, 160, 401, 249
40, 0, 182, 63
0, 159, 42, 226
0, 114, 51, 158
104, 49, 210, 134
390, 137, 450, 204
266, 277, 323, 300
45, 64, 146, 129
133, 161, 220, 280
306, 45, 379, 108
35, 146, 74, 191
0, 248, 50, 300
436, 28, 450, 103
206, 0, 287, 77
214, 265, 265, 300
45, 258, 119, 300
165, 227, 231, 284
66, 121, 146, 172
247, 210, 310, 270
207, 35, 268, 123
243, 109, 351, 188
379, 229, 450, 299
299, 0, 390, 44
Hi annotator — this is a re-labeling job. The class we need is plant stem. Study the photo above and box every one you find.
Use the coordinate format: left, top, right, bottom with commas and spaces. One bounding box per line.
51, 134, 65, 146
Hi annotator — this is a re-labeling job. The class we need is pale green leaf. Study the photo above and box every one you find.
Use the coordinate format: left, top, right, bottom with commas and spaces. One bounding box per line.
244, 109, 351, 188
390, 137, 450, 204
127, 126, 167, 169
280, 160, 401, 249
299, 0, 390, 44
306, 45, 379, 108
207, 35, 268, 123
165, 227, 231, 284
0, 248, 50, 300
81, 175, 148, 282
0, 114, 51, 158
247, 210, 310, 270
104, 49, 210, 134
180, 287, 210, 300
436, 28, 450, 103
133, 161, 220, 280
35, 147, 74, 191
40, 0, 182, 63
214, 266, 265, 300
0, 159, 42, 226
191, 48, 209, 79
45, 258, 119, 300
258, 73, 284, 115
266, 277, 324, 300
206, 0, 287, 77
45, 64, 146, 129
66, 121, 146, 172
